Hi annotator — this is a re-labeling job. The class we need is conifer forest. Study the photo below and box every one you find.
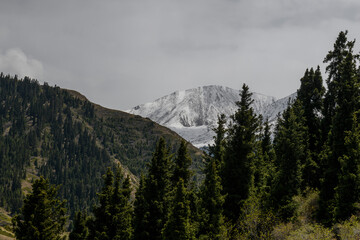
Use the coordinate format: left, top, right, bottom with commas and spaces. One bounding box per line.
3, 31, 360, 239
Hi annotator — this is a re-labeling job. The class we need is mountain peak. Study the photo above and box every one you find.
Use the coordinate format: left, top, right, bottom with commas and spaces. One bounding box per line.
127, 85, 295, 147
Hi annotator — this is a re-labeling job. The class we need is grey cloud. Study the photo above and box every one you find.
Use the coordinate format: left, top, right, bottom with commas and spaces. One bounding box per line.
1, 0, 360, 110
0, 48, 44, 79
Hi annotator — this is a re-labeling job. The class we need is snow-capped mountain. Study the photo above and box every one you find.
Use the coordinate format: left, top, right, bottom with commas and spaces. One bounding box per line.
127, 85, 295, 148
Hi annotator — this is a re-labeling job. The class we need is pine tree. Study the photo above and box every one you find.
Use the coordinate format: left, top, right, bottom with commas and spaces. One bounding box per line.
322, 30, 352, 140
271, 100, 308, 220
222, 84, 260, 222
172, 140, 192, 187
335, 111, 360, 221
297, 66, 325, 189
12, 176, 68, 240
319, 36, 360, 223
208, 114, 227, 171
69, 211, 89, 240
198, 115, 227, 239
132, 175, 149, 240
132, 138, 172, 240
162, 178, 195, 240
87, 167, 133, 240
199, 158, 225, 239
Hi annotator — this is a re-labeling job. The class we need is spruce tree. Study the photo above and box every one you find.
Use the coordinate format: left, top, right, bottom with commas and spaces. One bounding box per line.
319, 36, 360, 223
198, 115, 227, 239
162, 178, 195, 240
199, 158, 225, 239
132, 175, 149, 240
87, 167, 133, 240
12, 176, 68, 240
335, 112, 360, 221
69, 211, 89, 240
222, 83, 260, 222
322, 30, 352, 140
271, 100, 308, 220
172, 140, 192, 187
297, 66, 325, 189
132, 138, 172, 240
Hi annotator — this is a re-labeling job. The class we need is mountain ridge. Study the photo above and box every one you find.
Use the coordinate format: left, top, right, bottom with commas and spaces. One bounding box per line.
127, 85, 296, 147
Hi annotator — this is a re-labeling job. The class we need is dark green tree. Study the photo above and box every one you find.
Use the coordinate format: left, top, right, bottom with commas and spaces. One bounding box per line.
132, 138, 172, 240
162, 178, 195, 240
335, 112, 360, 221
319, 36, 360, 224
208, 114, 227, 171
132, 175, 149, 240
172, 140, 192, 187
87, 167, 133, 240
12, 176, 68, 240
198, 115, 227, 239
297, 66, 325, 189
322, 30, 353, 139
271, 100, 308, 220
222, 84, 260, 222
199, 158, 225, 239
69, 211, 89, 240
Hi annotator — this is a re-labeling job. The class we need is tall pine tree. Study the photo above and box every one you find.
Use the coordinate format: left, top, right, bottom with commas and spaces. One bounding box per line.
12, 176, 68, 240
132, 138, 172, 240
271, 100, 308, 220
297, 66, 325, 189
222, 84, 260, 222
319, 34, 360, 224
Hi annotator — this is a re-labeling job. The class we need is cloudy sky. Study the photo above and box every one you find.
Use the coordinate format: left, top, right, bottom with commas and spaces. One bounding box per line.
1, 0, 360, 110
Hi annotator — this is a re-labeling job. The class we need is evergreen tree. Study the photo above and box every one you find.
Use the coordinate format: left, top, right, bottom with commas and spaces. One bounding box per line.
12, 176, 68, 240
199, 158, 225, 239
172, 140, 192, 187
208, 114, 227, 171
222, 84, 260, 222
198, 115, 227, 239
69, 211, 89, 240
335, 111, 360, 221
87, 167, 133, 240
132, 138, 172, 240
162, 178, 195, 240
132, 175, 149, 240
319, 37, 360, 224
271, 100, 308, 220
322, 30, 353, 139
297, 67, 325, 189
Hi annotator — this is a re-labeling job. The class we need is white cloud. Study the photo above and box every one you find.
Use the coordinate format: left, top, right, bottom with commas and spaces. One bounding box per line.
0, 48, 44, 80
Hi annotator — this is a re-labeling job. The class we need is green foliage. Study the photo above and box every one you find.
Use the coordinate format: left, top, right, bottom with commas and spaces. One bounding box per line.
297, 66, 325, 189
162, 178, 195, 240
335, 216, 360, 239
222, 84, 260, 222
133, 138, 173, 240
319, 31, 360, 224
69, 211, 89, 240
237, 196, 277, 240
12, 176, 67, 240
173, 140, 193, 187
199, 158, 226, 239
272, 100, 308, 220
87, 167, 133, 240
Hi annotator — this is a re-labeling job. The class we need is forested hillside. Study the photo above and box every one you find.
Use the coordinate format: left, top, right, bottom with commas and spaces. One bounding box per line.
0, 74, 202, 220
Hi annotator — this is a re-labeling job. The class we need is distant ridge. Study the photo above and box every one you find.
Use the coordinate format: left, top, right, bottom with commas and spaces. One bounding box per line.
127, 85, 296, 147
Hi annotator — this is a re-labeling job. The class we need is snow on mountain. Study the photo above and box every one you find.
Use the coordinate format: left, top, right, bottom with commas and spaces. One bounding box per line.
127, 85, 295, 148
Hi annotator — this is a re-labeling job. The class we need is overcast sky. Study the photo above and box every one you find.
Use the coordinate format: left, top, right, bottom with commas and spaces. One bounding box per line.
1, 0, 360, 110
